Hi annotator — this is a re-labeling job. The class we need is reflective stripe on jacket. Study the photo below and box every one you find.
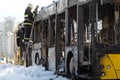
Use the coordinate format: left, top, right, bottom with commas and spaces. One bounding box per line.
23, 23, 32, 26
24, 38, 29, 40
23, 7, 34, 26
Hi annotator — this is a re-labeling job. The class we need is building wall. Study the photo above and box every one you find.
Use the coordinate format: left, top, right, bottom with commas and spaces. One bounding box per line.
0, 16, 15, 59
0, 31, 14, 59
5, 17, 15, 32
7, 31, 14, 59
0, 22, 5, 31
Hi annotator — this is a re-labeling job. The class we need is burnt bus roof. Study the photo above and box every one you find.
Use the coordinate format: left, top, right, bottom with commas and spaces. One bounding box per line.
36, 0, 67, 21
103, 0, 120, 3
35, 0, 120, 21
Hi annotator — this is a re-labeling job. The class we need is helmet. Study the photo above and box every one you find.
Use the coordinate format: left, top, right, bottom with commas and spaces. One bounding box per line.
27, 3, 33, 9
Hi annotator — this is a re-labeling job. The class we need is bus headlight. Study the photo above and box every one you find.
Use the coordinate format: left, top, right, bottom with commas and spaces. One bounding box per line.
101, 72, 105, 76
106, 65, 111, 69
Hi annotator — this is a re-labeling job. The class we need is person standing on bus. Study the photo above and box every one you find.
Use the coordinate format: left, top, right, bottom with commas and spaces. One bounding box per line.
16, 23, 25, 64
23, 3, 38, 44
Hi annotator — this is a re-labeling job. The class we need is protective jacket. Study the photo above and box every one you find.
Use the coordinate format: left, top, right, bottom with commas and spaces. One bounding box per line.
23, 6, 38, 42
23, 7, 34, 26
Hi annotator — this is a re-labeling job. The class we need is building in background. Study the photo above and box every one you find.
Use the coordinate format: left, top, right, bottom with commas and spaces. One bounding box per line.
0, 22, 5, 31
5, 31, 14, 59
0, 16, 16, 62
0, 31, 14, 59
5, 16, 15, 32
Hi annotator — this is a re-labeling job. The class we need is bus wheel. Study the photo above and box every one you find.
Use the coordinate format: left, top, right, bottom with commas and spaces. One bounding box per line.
35, 53, 40, 65
69, 57, 74, 75
69, 57, 76, 79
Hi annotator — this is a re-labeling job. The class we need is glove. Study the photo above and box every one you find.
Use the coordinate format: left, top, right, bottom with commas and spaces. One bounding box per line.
35, 5, 39, 13
34, 5, 39, 17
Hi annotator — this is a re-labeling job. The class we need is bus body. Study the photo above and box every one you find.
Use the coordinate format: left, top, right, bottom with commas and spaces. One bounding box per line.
24, 0, 120, 79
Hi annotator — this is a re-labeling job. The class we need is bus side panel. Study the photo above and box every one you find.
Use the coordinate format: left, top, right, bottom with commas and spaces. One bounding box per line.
31, 49, 41, 65
48, 47, 56, 71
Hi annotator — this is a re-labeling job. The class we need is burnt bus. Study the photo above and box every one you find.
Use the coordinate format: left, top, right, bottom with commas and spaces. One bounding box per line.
25, 0, 120, 79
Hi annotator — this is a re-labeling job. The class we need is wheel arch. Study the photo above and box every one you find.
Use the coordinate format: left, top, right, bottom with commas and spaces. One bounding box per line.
35, 52, 40, 65
66, 51, 74, 75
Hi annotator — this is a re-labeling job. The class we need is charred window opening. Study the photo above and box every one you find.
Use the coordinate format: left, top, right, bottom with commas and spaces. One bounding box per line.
56, 12, 65, 71
49, 15, 56, 47
68, 5, 77, 45
97, 4, 116, 45
41, 19, 49, 70
33, 21, 42, 43
42, 20, 48, 47
84, 4, 90, 44
58, 13, 65, 58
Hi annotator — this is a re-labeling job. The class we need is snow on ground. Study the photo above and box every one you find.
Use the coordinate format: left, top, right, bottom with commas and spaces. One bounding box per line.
0, 64, 69, 80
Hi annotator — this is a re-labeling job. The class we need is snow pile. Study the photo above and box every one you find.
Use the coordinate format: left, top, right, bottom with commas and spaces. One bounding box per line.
0, 64, 68, 80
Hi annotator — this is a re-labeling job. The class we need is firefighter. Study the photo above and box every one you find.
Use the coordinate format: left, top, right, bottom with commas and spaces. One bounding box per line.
16, 23, 25, 65
17, 23, 25, 48
23, 3, 38, 44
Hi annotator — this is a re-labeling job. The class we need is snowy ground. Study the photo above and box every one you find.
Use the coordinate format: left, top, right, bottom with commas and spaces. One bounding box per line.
0, 64, 69, 80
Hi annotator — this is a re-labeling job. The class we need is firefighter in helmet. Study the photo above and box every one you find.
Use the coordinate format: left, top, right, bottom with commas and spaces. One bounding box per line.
23, 3, 38, 44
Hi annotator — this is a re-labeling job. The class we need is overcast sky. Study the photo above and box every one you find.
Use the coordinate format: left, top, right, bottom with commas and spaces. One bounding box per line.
0, 0, 55, 22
